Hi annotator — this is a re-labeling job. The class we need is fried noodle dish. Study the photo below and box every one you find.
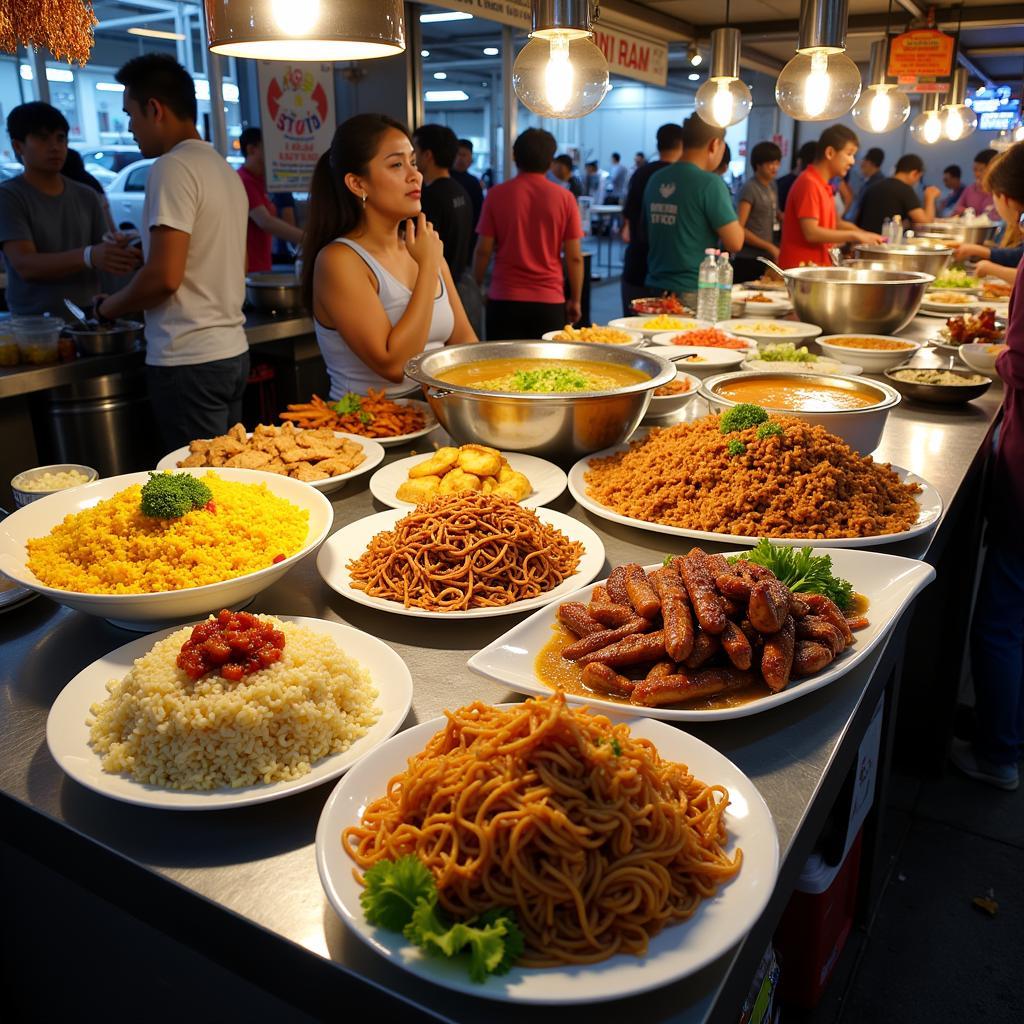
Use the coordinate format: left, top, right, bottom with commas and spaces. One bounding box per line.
347, 492, 584, 610
584, 413, 922, 539
343, 694, 742, 966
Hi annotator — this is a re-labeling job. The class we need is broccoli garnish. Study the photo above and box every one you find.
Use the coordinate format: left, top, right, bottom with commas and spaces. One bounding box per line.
726, 438, 747, 457
756, 422, 784, 440
719, 403, 769, 434
140, 472, 213, 519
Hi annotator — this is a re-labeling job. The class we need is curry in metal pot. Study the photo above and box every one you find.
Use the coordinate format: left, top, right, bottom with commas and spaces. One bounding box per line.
714, 375, 881, 412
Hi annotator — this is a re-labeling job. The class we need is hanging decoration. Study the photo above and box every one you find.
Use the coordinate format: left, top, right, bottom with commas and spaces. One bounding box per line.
1, 0, 98, 65
908, 92, 944, 145
513, 0, 610, 119
694, 16, 753, 129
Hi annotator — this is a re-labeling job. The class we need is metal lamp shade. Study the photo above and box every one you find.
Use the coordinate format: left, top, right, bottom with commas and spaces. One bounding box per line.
204, 0, 405, 60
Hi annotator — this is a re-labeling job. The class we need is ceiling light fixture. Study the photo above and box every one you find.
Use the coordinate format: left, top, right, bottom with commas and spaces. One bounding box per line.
425, 89, 470, 101
688, 72, 701, 81
204, 0, 405, 61
940, 67, 978, 141
433, 71, 447, 79
512, 0, 610, 119
687, 42, 702, 67
908, 92, 944, 145
695, 26, 753, 128
776, 0, 861, 121
126, 27, 187, 41
421, 49, 429, 57
851, 36, 910, 134
420, 11, 472, 22
483, 46, 499, 56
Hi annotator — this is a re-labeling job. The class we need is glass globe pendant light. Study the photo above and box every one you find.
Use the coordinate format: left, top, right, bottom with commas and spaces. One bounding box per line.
695, 28, 753, 128
851, 37, 910, 134
204, 0, 405, 60
940, 68, 978, 142
776, 0, 861, 121
513, 0, 610, 119
908, 93, 944, 146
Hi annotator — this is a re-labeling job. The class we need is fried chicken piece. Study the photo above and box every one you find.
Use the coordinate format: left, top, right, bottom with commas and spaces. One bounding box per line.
317, 454, 364, 476
291, 462, 330, 482
224, 450, 272, 469
227, 423, 247, 443
177, 452, 209, 467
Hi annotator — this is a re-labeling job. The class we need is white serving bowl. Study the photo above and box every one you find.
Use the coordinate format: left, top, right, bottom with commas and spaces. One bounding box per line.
741, 356, 864, 376
541, 326, 646, 347
644, 343, 748, 378
716, 318, 822, 349
817, 335, 922, 374
700, 371, 901, 455
608, 315, 713, 338
11, 464, 98, 508
0, 468, 334, 631
645, 370, 702, 418
958, 342, 1006, 377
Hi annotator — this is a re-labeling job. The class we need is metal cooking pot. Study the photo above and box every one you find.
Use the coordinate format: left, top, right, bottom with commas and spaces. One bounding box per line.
66, 319, 144, 356
912, 222, 999, 245
701, 371, 900, 455
759, 261, 933, 336
404, 341, 676, 462
245, 272, 303, 313
851, 242, 953, 278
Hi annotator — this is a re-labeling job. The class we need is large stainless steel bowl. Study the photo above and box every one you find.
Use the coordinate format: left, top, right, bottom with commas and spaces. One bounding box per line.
851, 241, 953, 277
404, 341, 676, 461
701, 370, 900, 454
66, 319, 144, 356
245, 272, 303, 313
781, 266, 933, 336
913, 221, 998, 245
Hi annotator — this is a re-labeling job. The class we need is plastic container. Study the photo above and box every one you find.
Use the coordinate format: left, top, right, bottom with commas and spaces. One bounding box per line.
12, 315, 64, 366
716, 250, 733, 322
775, 831, 863, 1010
697, 249, 718, 323
10, 463, 98, 508
0, 330, 18, 366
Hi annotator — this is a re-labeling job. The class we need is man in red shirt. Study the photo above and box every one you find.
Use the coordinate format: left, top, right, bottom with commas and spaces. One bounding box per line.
778, 124, 883, 269
473, 128, 583, 340
236, 127, 304, 273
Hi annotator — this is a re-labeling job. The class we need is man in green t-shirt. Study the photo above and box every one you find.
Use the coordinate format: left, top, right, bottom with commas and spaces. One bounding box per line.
643, 114, 743, 305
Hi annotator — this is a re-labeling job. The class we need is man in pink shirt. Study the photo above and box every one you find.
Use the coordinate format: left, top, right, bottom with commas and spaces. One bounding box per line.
473, 128, 583, 340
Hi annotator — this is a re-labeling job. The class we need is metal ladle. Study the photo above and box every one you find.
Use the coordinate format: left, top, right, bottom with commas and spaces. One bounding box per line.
63, 298, 93, 329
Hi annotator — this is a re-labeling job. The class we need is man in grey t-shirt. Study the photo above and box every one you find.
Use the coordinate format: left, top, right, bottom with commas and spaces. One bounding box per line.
0, 102, 140, 318
734, 141, 782, 283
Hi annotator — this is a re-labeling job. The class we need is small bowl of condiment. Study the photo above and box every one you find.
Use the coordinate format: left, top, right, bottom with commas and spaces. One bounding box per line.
884, 365, 992, 405
11, 464, 99, 508
957, 342, 1007, 377
645, 370, 701, 418
817, 334, 921, 373
700, 371, 900, 454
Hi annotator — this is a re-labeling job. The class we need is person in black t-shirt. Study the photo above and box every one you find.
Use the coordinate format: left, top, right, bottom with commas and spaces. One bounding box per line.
451, 138, 484, 233
413, 124, 481, 334
619, 122, 683, 315
855, 153, 941, 235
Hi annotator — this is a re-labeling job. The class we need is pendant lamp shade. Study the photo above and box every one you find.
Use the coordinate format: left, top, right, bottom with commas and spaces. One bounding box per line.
204, 0, 406, 61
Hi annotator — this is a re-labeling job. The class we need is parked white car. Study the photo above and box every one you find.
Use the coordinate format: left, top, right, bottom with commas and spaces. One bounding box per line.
105, 158, 153, 230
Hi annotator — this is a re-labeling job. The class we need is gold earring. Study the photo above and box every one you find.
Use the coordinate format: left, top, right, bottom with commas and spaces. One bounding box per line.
361, 193, 367, 205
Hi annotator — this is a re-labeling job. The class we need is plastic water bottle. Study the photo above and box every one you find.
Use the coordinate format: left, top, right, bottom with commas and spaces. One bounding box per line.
880, 218, 893, 243
716, 250, 733, 322
697, 249, 718, 323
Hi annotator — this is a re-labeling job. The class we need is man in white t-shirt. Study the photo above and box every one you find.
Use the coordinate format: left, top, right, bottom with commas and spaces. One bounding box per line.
97, 54, 248, 450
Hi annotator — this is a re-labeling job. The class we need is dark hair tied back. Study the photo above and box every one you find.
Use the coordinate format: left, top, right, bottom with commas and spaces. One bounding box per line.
301, 113, 410, 310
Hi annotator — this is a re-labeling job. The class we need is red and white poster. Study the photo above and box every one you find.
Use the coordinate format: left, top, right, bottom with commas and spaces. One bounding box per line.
256, 62, 336, 191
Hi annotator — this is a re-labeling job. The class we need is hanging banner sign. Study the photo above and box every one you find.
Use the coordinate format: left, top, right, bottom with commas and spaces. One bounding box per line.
887, 29, 955, 81
256, 61, 336, 191
427, 1, 668, 86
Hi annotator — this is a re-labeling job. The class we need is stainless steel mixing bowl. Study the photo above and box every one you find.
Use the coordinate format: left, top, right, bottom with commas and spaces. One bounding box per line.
404, 341, 676, 461
851, 241, 953, 277
913, 221, 998, 245
245, 273, 303, 313
780, 266, 934, 336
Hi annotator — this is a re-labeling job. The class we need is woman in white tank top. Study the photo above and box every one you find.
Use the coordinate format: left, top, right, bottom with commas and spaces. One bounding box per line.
302, 115, 477, 398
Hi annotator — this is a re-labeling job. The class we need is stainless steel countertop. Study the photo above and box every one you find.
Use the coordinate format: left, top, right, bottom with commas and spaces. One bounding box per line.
0, 310, 315, 400
0, 315, 1003, 1021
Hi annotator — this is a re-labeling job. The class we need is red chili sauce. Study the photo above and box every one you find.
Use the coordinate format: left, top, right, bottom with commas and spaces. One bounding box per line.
176, 609, 286, 682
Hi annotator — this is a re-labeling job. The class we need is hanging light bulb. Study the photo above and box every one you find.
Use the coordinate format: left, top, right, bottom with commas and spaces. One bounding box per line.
688, 42, 703, 67
940, 68, 978, 141
908, 93, 945, 145
775, 0, 861, 121
852, 38, 911, 134
512, 1, 609, 119
695, 28, 753, 128
204, 0, 405, 60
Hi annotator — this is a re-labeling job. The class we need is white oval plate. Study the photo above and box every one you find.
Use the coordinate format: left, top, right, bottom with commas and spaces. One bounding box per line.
157, 431, 385, 494
364, 399, 441, 448
568, 446, 942, 548
469, 551, 934, 722
732, 291, 794, 316
609, 315, 713, 337
919, 299, 983, 316
650, 329, 756, 353
315, 705, 778, 1004
317, 507, 605, 619
645, 344, 747, 375
717, 319, 823, 343
541, 327, 646, 348
45, 615, 414, 810
369, 451, 567, 510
